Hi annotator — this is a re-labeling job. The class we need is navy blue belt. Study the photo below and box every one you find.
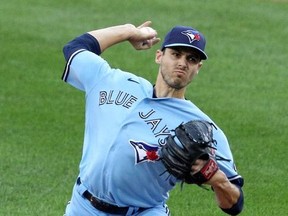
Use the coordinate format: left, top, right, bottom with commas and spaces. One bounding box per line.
77, 177, 143, 215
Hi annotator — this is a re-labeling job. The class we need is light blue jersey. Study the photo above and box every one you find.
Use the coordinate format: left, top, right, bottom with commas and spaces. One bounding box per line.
62, 50, 241, 215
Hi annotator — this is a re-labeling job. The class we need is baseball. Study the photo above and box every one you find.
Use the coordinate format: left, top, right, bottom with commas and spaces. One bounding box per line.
140, 27, 157, 47
140, 26, 157, 36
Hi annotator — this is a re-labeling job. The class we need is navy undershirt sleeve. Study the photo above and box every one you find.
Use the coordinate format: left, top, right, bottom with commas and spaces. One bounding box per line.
63, 33, 101, 61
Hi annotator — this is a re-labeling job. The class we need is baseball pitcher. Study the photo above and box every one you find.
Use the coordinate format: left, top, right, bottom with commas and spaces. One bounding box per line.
61, 21, 244, 216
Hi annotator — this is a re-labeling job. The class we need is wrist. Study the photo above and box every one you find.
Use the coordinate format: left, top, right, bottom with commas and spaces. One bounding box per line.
123, 24, 137, 39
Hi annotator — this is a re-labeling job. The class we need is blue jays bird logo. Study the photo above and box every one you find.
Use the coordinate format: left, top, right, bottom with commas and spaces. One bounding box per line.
181, 30, 201, 43
129, 140, 160, 164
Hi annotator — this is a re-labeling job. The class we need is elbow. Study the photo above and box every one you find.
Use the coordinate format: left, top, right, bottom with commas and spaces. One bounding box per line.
62, 33, 101, 62
63, 44, 72, 62
221, 187, 244, 215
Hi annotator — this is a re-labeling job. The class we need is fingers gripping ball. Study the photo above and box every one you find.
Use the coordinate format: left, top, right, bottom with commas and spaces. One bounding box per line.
160, 120, 218, 185
139, 27, 158, 47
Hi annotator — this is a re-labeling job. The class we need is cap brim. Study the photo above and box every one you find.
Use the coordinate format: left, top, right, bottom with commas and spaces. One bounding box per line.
164, 44, 208, 60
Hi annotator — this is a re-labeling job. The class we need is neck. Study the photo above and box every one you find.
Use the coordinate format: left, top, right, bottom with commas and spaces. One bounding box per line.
153, 85, 186, 99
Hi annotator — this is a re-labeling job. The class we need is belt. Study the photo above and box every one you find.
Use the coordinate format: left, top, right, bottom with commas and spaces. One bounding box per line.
76, 177, 129, 215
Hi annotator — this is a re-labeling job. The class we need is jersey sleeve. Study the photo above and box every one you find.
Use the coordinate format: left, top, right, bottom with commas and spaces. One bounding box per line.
62, 50, 112, 92
212, 125, 243, 183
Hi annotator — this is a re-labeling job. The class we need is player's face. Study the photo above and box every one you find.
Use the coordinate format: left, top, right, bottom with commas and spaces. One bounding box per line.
155, 47, 202, 90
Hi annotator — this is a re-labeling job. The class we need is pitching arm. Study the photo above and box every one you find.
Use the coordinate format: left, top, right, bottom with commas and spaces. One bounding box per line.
63, 21, 160, 62
87, 21, 160, 53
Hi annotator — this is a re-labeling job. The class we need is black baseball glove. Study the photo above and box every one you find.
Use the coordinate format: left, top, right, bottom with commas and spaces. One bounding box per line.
160, 120, 218, 185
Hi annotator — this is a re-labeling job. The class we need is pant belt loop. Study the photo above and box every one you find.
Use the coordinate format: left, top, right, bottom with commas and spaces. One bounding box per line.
76, 177, 88, 196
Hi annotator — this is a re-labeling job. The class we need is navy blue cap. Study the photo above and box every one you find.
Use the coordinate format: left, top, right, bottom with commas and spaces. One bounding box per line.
161, 26, 208, 60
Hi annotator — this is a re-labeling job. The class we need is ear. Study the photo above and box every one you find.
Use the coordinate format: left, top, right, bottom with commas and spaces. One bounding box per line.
196, 62, 203, 74
155, 50, 163, 64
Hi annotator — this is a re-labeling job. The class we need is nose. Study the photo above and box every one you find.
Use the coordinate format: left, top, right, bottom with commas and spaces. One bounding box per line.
177, 56, 188, 68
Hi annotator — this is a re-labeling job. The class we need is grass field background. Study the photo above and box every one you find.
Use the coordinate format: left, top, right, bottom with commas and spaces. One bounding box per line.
1, 0, 287, 215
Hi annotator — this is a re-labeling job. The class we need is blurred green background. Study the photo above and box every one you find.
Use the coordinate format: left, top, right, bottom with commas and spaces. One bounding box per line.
0, 0, 287, 215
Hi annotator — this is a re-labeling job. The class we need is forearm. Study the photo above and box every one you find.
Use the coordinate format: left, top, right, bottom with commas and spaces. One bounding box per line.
87, 24, 136, 53
62, 24, 136, 61
212, 175, 240, 208
208, 170, 244, 215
